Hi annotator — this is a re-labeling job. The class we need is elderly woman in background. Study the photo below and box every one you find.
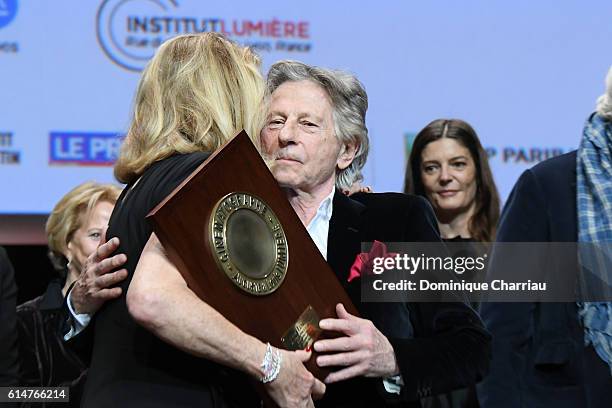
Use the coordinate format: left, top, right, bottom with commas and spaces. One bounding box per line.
16, 182, 120, 406
404, 119, 499, 408
405, 119, 499, 243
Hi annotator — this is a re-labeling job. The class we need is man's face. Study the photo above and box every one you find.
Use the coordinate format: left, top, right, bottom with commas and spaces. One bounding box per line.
261, 80, 345, 194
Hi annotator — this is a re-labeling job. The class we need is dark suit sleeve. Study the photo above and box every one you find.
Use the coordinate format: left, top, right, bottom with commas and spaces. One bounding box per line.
477, 169, 548, 408
389, 302, 490, 400
0, 247, 20, 386
385, 197, 491, 401
61, 283, 95, 366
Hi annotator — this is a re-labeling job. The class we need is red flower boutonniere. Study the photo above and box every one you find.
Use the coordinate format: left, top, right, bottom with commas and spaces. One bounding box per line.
347, 240, 397, 282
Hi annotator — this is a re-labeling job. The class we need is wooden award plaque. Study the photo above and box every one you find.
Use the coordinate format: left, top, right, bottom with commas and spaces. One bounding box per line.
147, 130, 359, 381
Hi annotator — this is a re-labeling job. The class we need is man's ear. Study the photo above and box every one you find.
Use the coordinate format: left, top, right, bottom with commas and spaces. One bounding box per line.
337, 141, 358, 170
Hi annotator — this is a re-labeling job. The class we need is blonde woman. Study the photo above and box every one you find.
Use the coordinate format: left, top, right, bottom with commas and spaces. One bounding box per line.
17, 182, 120, 406
71, 33, 323, 408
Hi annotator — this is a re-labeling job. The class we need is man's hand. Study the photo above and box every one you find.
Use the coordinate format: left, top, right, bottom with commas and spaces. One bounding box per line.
70, 232, 128, 315
265, 349, 325, 407
314, 303, 400, 383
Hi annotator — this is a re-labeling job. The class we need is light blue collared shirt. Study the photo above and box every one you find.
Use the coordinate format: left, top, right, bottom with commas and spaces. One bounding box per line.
306, 187, 335, 260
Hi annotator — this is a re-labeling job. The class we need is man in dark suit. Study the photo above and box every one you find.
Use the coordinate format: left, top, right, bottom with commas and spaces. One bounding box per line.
0, 246, 19, 387
261, 60, 490, 407
478, 69, 612, 407
68, 60, 490, 407
315, 191, 491, 407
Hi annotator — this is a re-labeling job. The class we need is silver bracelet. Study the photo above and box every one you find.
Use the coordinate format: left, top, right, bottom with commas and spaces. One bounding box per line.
260, 343, 282, 383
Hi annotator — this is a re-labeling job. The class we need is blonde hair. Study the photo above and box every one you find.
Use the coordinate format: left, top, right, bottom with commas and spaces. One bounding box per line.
596, 66, 612, 120
46, 182, 121, 272
115, 32, 265, 184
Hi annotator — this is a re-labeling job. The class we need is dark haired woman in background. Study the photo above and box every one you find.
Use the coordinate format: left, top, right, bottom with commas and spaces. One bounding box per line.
405, 118, 500, 408
405, 118, 499, 242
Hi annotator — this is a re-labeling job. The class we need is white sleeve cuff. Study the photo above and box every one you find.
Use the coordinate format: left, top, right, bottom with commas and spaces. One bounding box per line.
63, 290, 92, 341
382, 374, 404, 395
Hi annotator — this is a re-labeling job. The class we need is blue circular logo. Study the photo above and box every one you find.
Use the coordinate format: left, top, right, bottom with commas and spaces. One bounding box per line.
0, 0, 18, 29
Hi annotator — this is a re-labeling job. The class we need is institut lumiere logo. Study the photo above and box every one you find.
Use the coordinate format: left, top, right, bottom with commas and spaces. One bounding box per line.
96, 0, 312, 72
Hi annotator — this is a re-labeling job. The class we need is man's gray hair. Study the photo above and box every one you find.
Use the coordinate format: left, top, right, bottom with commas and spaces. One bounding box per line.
596, 66, 612, 121
266, 60, 369, 191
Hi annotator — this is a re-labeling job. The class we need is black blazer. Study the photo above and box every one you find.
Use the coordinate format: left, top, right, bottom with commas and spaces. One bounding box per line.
318, 192, 491, 408
79, 153, 257, 408
478, 151, 612, 407
0, 247, 19, 388
17, 280, 88, 407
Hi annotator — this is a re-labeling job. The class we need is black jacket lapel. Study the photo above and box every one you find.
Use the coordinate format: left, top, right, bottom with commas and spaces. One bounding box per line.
327, 191, 366, 303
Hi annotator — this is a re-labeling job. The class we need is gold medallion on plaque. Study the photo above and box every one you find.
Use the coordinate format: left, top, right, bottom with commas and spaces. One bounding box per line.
209, 192, 289, 295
